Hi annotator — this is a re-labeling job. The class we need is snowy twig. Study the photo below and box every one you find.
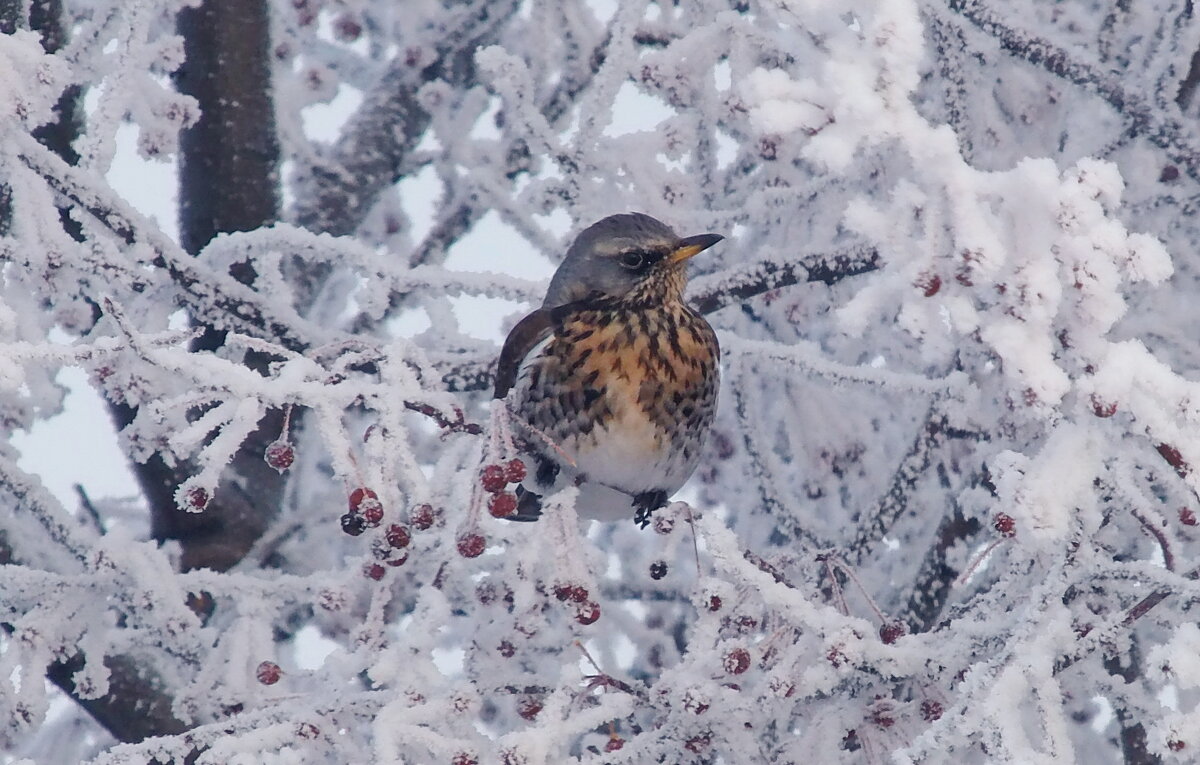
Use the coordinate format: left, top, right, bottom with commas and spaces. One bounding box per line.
942, 0, 1200, 182
689, 244, 880, 314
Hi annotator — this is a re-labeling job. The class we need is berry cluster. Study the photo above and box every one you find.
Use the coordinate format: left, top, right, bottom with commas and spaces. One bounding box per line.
340, 488, 383, 537
479, 459, 526, 519
552, 582, 601, 625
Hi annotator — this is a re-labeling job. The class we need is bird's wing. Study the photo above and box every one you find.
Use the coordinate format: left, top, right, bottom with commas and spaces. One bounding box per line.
494, 308, 555, 399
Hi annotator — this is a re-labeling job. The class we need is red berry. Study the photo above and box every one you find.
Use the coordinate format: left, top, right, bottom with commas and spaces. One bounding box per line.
451, 754, 478, 765
504, 458, 527, 483
296, 722, 320, 739
340, 513, 366, 536
1181, 508, 1198, 527
264, 440, 294, 472
480, 464, 507, 493
185, 486, 209, 510
723, 647, 751, 675
879, 620, 908, 645
411, 503, 435, 530
333, 14, 362, 41
872, 709, 895, 728
348, 487, 378, 510
1168, 739, 1186, 752
920, 699, 943, 721
385, 524, 411, 548
488, 491, 518, 518
517, 696, 542, 720
708, 595, 723, 612
361, 504, 384, 526
575, 601, 601, 625
605, 737, 624, 752
457, 533, 486, 558
256, 661, 281, 685
1157, 443, 1190, 477
649, 561, 668, 580
993, 512, 1016, 538
349, 488, 383, 525
915, 272, 941, 297
1089, 395, 1117, 418
386, 553, 408, 568
363, 563, 386, 581
684, 733, 711, 753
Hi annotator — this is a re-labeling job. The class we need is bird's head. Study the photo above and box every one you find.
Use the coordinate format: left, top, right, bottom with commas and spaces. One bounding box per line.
542, 212, 723, 309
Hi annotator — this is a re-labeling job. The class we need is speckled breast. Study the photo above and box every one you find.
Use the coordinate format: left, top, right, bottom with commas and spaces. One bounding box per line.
511, 302, 719, 494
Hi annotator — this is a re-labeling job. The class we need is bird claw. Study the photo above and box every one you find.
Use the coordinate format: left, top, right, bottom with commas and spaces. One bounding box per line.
632, 490, 668, 529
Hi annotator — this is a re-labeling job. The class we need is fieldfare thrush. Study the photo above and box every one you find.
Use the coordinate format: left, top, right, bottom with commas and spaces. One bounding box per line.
493, 212, 722, 525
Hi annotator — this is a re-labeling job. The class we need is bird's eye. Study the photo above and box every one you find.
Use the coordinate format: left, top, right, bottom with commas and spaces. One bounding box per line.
618, 250, 646, 270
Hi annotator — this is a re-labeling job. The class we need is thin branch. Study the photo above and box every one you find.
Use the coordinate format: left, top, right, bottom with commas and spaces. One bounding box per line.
14, 134, 332, 354
849, 409, 951, 564
689, 245, 879, 315
943, 0, 1200, 183
290, 0, 521, 237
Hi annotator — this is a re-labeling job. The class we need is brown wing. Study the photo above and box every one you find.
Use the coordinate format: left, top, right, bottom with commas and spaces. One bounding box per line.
494, 308, 555, 399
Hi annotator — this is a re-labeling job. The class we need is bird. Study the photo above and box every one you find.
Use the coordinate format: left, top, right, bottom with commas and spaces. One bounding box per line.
493, 212, 722, 525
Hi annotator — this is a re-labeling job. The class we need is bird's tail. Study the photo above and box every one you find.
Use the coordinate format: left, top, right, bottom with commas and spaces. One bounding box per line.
505, 485, 543, 522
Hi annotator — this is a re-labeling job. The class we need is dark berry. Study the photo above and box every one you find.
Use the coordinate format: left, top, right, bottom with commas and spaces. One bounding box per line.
993, 512, 1016, 538
653, 514, 675, 534
1181, 508, 1198, 527
708, 595, 723, 612
576, 601, 601, 625
498, 640, 516, 658
552, 583, 572, 601
256, 661, 281, 685
411, 503, 435, 530
488, 491, 518, 518
503, 458, 527, 483
480, 464, 507, 493
340, 512, 366, 536
451, 754, 478, 765
363, 563, 386, 581
264, 440, 294, 472
457, 533, 486, 558
723, 647, 751, 675
879, 620, 908, 645
649, 561, 668, 580
386, 524, 411, 548
920, 699, 943, 721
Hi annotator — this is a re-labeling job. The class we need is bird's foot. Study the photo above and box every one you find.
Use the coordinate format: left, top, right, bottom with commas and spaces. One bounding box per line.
632, 490, 668, 529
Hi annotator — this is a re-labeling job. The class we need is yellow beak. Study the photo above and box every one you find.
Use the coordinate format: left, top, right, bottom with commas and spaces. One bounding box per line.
668, 233, 724, 264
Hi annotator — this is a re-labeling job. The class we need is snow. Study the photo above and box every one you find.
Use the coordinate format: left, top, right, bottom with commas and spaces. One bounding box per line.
6, 0, 1200, 763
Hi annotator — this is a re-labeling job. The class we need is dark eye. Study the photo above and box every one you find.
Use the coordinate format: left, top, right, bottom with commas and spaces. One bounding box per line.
619, 250, 646, 270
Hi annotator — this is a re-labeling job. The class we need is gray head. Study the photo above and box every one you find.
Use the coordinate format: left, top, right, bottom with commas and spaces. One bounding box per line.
542, 212, 723, 308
